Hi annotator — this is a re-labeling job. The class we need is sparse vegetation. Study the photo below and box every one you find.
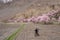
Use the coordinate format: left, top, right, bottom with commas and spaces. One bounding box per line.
5, 24, 25, 40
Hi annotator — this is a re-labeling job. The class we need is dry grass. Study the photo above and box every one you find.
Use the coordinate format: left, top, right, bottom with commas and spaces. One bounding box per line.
13, 6, 52, 19
13, 3, 60, 19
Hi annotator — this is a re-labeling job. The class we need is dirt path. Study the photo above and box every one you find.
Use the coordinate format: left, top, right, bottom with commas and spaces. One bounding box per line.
16, 23, 60, 40
0, 23, 22, 40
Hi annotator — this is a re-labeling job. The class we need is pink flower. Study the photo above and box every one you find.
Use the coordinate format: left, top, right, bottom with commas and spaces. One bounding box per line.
47, 10, 59, 17
27, 18, 32, 22
23, 19, 27, 22
36, 16, 41, 22
31, 16, 37, 22
38, 15, 50, 23
58, 16, 60, 22
51, 18, 56, 21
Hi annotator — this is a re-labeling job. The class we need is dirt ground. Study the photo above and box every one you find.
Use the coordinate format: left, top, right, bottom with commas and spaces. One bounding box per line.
0, 23, 21, 40
16, 23, 60, 40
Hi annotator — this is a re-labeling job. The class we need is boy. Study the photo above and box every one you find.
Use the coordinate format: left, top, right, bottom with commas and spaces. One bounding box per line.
34, 28, 40, 37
